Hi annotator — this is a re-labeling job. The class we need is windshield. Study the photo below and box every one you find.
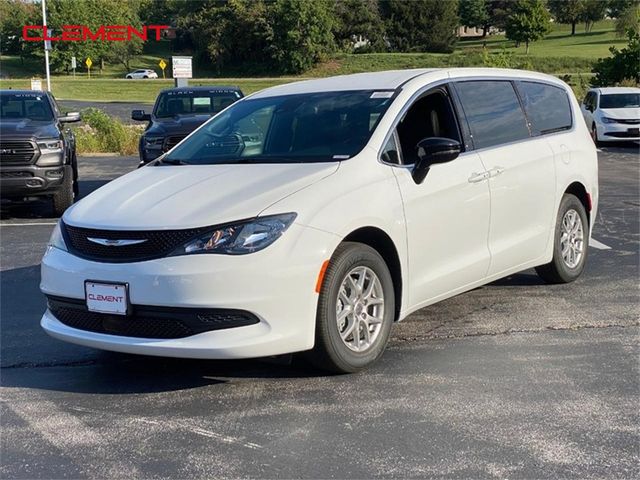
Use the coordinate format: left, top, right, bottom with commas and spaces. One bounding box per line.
600, 93, 640, 109
154, 90, 242, 118
0, 93, 54, 121
163, 90, 394, 165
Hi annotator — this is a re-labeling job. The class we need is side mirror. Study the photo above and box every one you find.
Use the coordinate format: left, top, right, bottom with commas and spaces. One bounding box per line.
131, 109, 151, 121
412, 137, 461, 184
59, 111, 80, 123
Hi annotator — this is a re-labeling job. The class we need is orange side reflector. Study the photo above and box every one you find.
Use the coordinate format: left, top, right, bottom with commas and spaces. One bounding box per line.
315, 260, 330, 293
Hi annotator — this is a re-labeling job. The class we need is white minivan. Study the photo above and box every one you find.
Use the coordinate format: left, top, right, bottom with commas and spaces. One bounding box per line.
41, 68, 598, 372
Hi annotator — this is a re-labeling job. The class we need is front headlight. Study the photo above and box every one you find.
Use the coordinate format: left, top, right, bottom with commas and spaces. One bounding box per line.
47, 220, 67, 252
144, 136, 164, 149
171, 213, 297, 256
601, 117, 617, 124
36, 138, 64, 166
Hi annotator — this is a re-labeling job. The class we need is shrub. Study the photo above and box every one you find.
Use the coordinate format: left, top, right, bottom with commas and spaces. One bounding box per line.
73, 108, 142, 155
591, 30, 640, 86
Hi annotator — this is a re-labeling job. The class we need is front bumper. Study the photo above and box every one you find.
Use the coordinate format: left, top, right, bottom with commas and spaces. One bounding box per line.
597, 122, 640, 142
40, 223, 339, 359
0, 164, 68, 198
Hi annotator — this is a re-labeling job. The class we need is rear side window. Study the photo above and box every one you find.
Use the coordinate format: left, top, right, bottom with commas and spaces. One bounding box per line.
455, 81, 530, 149
517, 81, 572, 135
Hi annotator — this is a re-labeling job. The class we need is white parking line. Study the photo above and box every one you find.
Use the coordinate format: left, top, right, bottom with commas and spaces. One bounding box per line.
0, 222, 57, 226
589, 238, 612, 250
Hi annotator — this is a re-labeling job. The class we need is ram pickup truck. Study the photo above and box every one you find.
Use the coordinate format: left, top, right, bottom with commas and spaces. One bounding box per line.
132, 86, 243, 164
0, 90, 80, 215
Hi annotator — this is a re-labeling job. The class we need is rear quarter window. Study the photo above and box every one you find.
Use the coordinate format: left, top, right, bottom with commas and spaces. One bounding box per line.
517, 81, 572, 135
455, 80, 530, 149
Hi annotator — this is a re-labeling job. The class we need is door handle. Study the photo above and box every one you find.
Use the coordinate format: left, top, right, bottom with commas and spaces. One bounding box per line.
488, 166, 505, 177
468, 171, 489, 183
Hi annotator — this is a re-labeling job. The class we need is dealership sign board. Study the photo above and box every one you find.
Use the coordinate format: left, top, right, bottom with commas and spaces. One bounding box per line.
172, 56, 192, 79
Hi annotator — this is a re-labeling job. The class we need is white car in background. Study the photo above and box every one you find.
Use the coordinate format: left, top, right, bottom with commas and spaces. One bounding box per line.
40, 68, 598, 373
125, 69, 158, 79
581, 87, 640, 144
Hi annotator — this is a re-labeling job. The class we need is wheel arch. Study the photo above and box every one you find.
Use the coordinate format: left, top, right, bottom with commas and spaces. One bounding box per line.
342, 226, 403, 321
564, 181, 591, 225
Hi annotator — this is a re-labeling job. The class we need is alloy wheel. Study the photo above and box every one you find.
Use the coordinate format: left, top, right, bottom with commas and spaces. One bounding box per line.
335, 266, 385, 352
560, 209, 584, 269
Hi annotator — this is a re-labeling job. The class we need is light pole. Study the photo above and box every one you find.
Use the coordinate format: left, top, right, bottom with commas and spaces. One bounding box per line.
41, 0, 51, 91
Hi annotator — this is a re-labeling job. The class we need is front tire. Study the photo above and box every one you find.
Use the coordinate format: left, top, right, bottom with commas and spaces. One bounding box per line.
52, 170, 75, 216
535, 194, 589, 284
126, 75, 132, 79
307, 242, 395, 373
591, 124, 601, 147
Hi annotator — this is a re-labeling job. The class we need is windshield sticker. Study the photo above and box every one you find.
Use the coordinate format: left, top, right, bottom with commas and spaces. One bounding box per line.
11, 94, 43, 99
193, 97, 211, 106
370, 91, 394, 99
333, 154, 350, 159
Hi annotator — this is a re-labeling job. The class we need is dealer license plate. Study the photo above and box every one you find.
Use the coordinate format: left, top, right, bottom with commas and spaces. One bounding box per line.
85, 281, 128, 315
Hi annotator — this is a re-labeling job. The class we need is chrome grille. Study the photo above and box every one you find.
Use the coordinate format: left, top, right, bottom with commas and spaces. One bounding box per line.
0, 140, 37, 165
62, 222, 211, 262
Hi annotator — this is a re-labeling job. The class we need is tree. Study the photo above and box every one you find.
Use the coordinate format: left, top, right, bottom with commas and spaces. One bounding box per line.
459, 0, 489, 35
592, 29, 640, 85
608, 0, 639, 18
214, 0, 273, 72
548, 0, 585, 35
505, 0, 551, 54
581, 0, 607, 32
0, 0, 38, 57
614, 2, 639, 36
334, 0, 386, 52
269, 0, 337, 73
380, 0, 459, 53
42, 0, 143, 73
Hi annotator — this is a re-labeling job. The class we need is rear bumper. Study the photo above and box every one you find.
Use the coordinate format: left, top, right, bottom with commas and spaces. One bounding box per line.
0, 164, 69, 198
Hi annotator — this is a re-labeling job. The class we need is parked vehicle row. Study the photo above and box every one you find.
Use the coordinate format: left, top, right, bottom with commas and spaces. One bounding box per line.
40, 68, 599, 373
0, 90, 80, 215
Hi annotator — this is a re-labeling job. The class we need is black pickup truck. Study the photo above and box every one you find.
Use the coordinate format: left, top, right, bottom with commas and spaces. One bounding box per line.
0, 90, 80, 215
132, 86, 243, 164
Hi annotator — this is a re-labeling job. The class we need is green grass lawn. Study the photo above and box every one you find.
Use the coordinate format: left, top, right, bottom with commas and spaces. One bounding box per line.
458, 19, 626, 58
0, 77, 297, 102
0, 20, 626, 102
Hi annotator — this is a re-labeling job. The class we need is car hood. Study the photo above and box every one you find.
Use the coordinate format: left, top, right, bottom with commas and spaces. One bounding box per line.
0, 119, 58, 139
64, 162, 340, 230
146, 115, 212, 136
599, 108, 640, 120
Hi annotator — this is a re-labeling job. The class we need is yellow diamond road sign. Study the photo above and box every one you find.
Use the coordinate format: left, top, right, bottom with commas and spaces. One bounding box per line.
159, 59, 167, 70
85, 57, 92, 68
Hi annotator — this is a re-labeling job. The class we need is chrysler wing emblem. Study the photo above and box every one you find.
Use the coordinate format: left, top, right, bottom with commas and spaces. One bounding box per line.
87, 237, 148, 247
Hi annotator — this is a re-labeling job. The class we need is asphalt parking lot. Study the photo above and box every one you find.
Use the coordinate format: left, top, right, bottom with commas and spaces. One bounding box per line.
1, 146, 639, 478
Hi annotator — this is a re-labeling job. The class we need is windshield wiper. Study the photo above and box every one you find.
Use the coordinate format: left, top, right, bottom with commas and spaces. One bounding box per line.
155, 158, 190, 166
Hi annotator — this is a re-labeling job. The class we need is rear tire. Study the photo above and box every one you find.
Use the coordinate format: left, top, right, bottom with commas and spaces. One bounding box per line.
52, 171, 75, 216
535, 194, 588, 284
307, 242, 395, 373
